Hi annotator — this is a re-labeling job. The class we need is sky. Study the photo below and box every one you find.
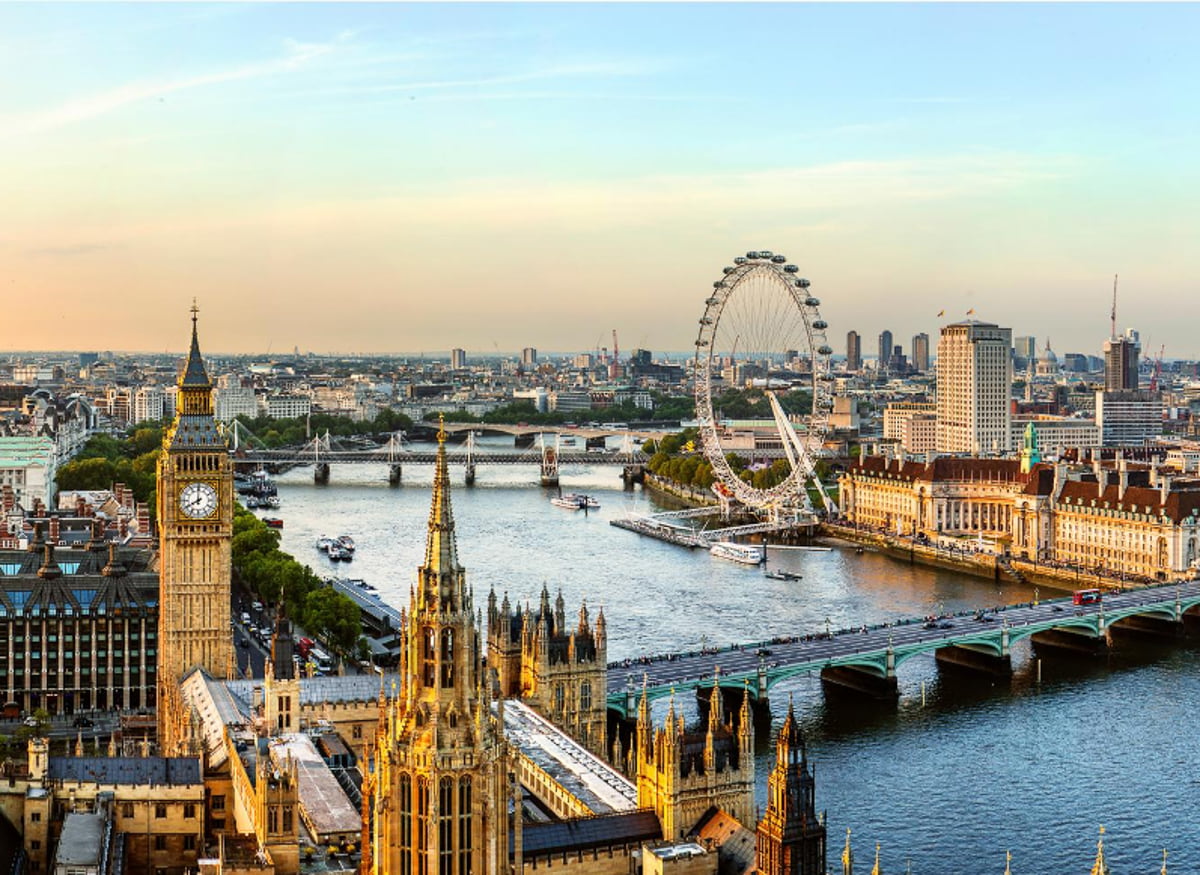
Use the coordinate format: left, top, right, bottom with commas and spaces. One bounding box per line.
2, 3, 1199, 357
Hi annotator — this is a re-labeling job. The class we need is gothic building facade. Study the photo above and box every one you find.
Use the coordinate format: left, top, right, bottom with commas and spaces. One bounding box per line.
368, 423, 512, 875
755, 700, 826, 875
636, 679, 756, 841
486, 584, 608, 758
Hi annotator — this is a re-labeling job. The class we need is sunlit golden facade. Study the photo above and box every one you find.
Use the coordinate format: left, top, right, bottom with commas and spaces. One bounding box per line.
157, 309, 235, 755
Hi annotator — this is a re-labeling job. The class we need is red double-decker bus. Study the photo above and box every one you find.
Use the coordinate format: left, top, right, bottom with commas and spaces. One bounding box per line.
1073, 588, 1102, 606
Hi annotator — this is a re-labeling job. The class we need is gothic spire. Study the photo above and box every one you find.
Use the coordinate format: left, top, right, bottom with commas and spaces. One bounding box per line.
842, 829, 853, 875
180, 299, 212, 388
421, 414, 460, 579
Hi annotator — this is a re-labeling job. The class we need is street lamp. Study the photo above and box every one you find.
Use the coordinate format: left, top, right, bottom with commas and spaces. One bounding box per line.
825, 617, 831, 639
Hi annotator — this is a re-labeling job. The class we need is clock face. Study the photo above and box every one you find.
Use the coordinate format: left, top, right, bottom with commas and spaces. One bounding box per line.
179, 482, 219, 519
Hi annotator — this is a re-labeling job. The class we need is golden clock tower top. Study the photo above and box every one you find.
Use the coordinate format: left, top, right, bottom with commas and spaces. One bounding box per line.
166, 301, 223, 450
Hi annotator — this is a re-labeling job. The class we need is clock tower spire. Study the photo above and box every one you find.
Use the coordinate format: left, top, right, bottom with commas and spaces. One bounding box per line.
157, 304, 234, 755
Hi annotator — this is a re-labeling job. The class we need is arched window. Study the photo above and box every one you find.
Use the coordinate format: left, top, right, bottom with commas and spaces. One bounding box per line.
554, 683, 565, 714
579, 680, 591, 711
423, 627, 437, 686
458, 777, 473, 874
441, 628, 455, 687
439, 777, 454, 875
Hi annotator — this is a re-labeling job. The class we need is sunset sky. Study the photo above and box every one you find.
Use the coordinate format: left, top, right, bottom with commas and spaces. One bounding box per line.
3, 3, 1198, 357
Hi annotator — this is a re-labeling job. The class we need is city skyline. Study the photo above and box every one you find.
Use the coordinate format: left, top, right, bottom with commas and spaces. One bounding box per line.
3, 3, 1200, 354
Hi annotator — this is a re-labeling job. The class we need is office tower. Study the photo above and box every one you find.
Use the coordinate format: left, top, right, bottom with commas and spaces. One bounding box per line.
936, 320, 1013, 455
1104, 329, 1140, 391
450, 347, 466, 369
877, 330, 893, 372
912, 333, 930, 373
846, 331, 861, 372
1014, 336, 1036, 369
522, 347, 538, 366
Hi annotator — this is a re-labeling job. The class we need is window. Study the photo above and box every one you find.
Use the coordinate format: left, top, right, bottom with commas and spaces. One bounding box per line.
353, 723, 362, 739
30, 811, 40, 822
122, 802, 134, 818
183, 803, 196, 819
154, 836, 166, 851
211, 795, 225, 812
183, 836, 196, 851
155, 803, 166, 818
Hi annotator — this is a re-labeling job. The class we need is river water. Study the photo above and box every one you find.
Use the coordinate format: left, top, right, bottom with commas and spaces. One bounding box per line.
267, 441, 1200, 873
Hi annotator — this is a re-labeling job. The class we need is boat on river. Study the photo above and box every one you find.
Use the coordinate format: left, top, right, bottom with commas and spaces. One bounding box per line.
764, 569, 803, 581
551, 493, 600, 510
710, 541, 765, 565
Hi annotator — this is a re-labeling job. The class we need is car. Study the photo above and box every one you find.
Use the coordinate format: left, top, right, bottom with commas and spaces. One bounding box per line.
23, 716, 39, 727
756, 648, 773, 657
938, 621, 954, 629
238, 638, 250, 648
1051, 605, 1064, 612
73, 716, 94, 728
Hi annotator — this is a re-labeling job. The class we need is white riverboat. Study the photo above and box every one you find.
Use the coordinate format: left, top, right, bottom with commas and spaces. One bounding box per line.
551, 493, 601, 510
709, 541, 765, 565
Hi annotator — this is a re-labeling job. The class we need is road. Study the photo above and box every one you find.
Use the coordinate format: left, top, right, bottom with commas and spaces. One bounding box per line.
607, 579, 1200, 700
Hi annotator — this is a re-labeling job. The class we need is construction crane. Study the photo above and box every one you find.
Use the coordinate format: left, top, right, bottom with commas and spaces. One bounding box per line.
1110, 274, 1118, 340
1150, 344, 1165, 391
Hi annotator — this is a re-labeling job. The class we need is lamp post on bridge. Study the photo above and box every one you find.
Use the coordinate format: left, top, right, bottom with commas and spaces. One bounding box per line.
825, 616, 831, 640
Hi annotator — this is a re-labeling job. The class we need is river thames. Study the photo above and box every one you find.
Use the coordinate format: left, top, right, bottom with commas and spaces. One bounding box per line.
267, 447, 1199, 872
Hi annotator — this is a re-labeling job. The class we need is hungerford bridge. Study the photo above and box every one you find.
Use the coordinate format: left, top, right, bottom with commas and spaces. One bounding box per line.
605, 579, 1200, 717
227, 423, 656, 486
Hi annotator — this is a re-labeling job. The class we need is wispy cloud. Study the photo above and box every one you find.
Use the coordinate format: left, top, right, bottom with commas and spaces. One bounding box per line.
0, 32, 352, 140
291, 57, 674, 99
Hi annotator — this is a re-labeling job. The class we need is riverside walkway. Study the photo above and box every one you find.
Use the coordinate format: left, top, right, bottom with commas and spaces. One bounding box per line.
605, 579, 1200, 714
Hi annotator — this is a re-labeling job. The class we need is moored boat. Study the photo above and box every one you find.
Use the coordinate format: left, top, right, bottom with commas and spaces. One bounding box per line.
336, 535, 356, 553
263, 518, 283, 529
709, 541, 765, 565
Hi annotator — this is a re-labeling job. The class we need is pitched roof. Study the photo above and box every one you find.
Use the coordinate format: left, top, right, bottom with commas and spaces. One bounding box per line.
518, 809, 662, 857
48, 756, 201, 786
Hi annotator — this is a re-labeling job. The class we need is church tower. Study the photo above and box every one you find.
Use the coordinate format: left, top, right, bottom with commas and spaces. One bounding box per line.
157, 305, 234, 754
370, 419, 510, 875
755, 699, 826, 875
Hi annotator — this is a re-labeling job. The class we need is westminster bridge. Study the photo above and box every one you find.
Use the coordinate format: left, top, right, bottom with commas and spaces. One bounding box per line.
605, 579, 1200, 717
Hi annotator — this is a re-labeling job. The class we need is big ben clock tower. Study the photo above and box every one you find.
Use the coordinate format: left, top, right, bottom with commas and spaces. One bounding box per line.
157, 304, 234, 754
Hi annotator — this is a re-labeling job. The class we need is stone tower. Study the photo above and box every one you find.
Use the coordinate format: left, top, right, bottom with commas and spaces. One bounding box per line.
370, 420, 510, 875
755, 699, 826, 875
636, 679, 756, 840
487, 584, 608, 757
156, 305, 234, 754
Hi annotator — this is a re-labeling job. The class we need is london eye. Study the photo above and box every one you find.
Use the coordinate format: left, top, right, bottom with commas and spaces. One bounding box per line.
692, 250, 837, 515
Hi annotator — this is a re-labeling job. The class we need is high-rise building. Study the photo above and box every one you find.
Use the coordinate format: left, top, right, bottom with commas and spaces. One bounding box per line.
912, 333, 930, 373
522, 347, 538, 367
846, 331, 862, 372
450, 347, 467, 369
156, 308, 235, 755
877, 330, 893, 372
369, 422, 511, 875
936, 320, 1013, 455
1104, 329, 1140, 391
1014, 336, 1037, 369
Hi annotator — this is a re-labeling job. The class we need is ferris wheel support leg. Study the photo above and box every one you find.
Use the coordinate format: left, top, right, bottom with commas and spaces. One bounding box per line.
388, 463, 402, 486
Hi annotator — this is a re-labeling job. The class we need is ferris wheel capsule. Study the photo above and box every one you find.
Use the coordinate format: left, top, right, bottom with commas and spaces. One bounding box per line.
784, 264, 799, 273
806, 297, 820, 307
796, 278, 811, 288
817, 345, 833, 356
734, 256, 747, 265
812, 320, 828, 330
771, 254, 786, 264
